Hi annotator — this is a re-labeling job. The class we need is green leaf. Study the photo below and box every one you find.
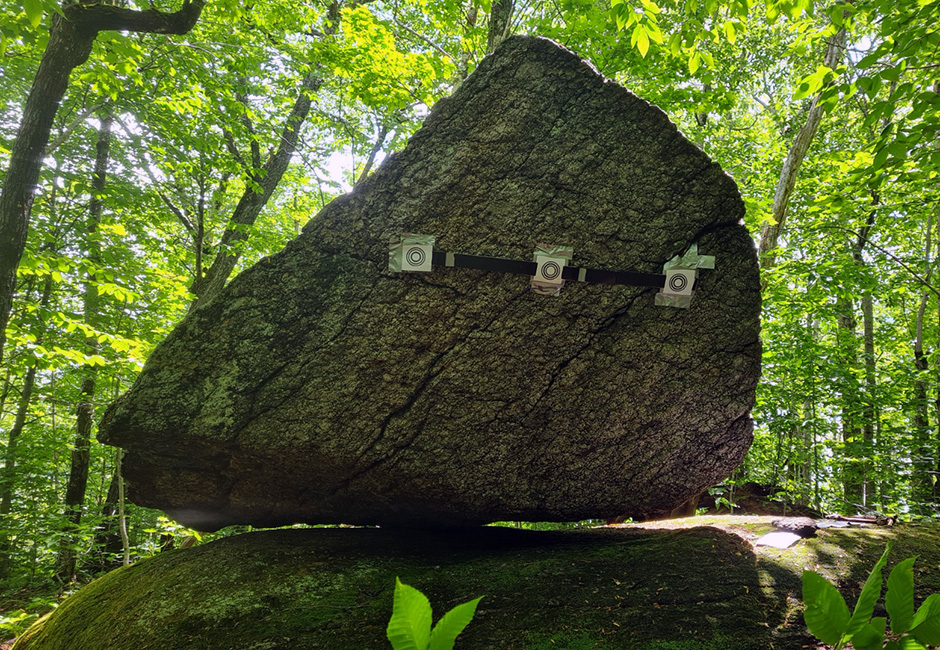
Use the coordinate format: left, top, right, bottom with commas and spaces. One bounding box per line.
803, 570, 851, 646
886, 558, 916, 633
857, 51, 881, 68
852, 618, 885, 650
872, 146, 890, 171
23, 0, 42, 28
887, 141, 909, 161
846, 544, 892, 638
911, 594, 940, 645
828, 4, 843, 26
899, 637, 928, 650
668, 33, 681, 56
636, 25, 650, 57
387, 578, 432, 650
880, 66, 902, 82
428, 597, 483, 650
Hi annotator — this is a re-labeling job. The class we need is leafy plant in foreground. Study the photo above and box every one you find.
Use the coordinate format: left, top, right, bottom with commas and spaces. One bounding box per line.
803, 542, 940, 649
386, 577, 483, 650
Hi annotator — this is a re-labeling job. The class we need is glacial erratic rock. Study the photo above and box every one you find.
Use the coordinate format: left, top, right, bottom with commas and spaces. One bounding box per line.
98, 35, 761, 530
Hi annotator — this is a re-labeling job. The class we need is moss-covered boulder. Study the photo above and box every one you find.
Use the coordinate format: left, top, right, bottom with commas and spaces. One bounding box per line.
16, 520, 940, 650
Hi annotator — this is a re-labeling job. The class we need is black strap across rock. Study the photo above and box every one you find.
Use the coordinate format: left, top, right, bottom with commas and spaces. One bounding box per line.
430, 250, 669, 289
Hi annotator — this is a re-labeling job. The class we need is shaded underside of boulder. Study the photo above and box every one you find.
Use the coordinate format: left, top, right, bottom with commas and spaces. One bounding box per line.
98, 35, 761, 530
13, 527, 797, 650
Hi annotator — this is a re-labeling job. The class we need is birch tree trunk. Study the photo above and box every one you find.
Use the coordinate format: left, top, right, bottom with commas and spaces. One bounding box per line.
758, 28, 847, 271
486, 0, 515, 53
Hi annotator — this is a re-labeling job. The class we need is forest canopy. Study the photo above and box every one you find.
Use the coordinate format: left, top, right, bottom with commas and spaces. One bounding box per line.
0, 0, 938, 590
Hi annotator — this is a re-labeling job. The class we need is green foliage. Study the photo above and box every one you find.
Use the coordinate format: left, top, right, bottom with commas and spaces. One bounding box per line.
386, 578, 482, 650
803, 543, 940, 649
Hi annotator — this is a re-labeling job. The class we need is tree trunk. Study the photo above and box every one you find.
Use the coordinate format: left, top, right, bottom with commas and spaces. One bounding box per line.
860, 289, 876, 504
88, 466, 124, 572
54, 114, 111, 583
0, 277, 53, 579
0, 0, 205, 365
486, 0, 515, 53
790, 317, 817, 507
190, 73, 321, 306
854, 213, 876, 508
758, 28, 847, 271
934, 211, 940, 500
914, 213, 934, 504
0, 14, 95, 365
837, 210, 877, 510
0, 366, 39, 581
837, 295, 863, 509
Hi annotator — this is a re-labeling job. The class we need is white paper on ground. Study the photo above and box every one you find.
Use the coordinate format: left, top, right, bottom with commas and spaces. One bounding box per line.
754, 531, 802, 549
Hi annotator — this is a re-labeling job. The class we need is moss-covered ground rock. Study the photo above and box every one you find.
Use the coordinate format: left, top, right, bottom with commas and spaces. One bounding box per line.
15, 518, 940, 649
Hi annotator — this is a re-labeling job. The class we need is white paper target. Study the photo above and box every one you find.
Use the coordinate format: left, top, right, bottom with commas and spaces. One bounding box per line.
535, 254, 566, 284
664, 269, 696, 296
402, 242, 433, 272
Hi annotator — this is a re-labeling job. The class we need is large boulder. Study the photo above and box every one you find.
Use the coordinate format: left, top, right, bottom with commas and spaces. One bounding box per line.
98, 35, 761, 530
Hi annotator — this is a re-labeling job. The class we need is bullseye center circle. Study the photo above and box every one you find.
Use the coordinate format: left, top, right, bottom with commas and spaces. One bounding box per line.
406, 247, 426, 267
668, 274, 688, 292
541, 261, 561, 281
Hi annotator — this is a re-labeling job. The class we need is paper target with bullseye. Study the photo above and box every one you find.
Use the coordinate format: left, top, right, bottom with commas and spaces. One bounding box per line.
403, 242, 432, 272
664, 269, 696, 296
534, 254, 566, 285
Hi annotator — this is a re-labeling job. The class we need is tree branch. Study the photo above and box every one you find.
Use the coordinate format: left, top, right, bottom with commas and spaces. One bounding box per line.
355, 120, 390, 186
809, 225, 940, 298
45, 102, 106, 155
191, 72, 321, 304
66, 0, 206, 37
391, 10, 458, 65
235, 86, 262, 171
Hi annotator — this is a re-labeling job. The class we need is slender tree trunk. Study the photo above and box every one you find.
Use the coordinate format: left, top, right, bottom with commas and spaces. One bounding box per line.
117, 449, 130, 565
355, 122, 390, 187
758, 28, 847, 271
836, 210, 877, 510
934, 210, 940, 500
860, 289, 876, 504
89, 466, 124, 571
915, 214, 934, 504
190, 73, 321, 305
91, 383, 129, 570
0, 367, 38, 581
931, 89, 940, 501
854, 213, 876, 508
0, 277, 53, 579
486, 0, 514, 53
837, 294, 864, 509
791, 317, 818, 507
54, 114, 111, 583
0, 0, 205, 365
